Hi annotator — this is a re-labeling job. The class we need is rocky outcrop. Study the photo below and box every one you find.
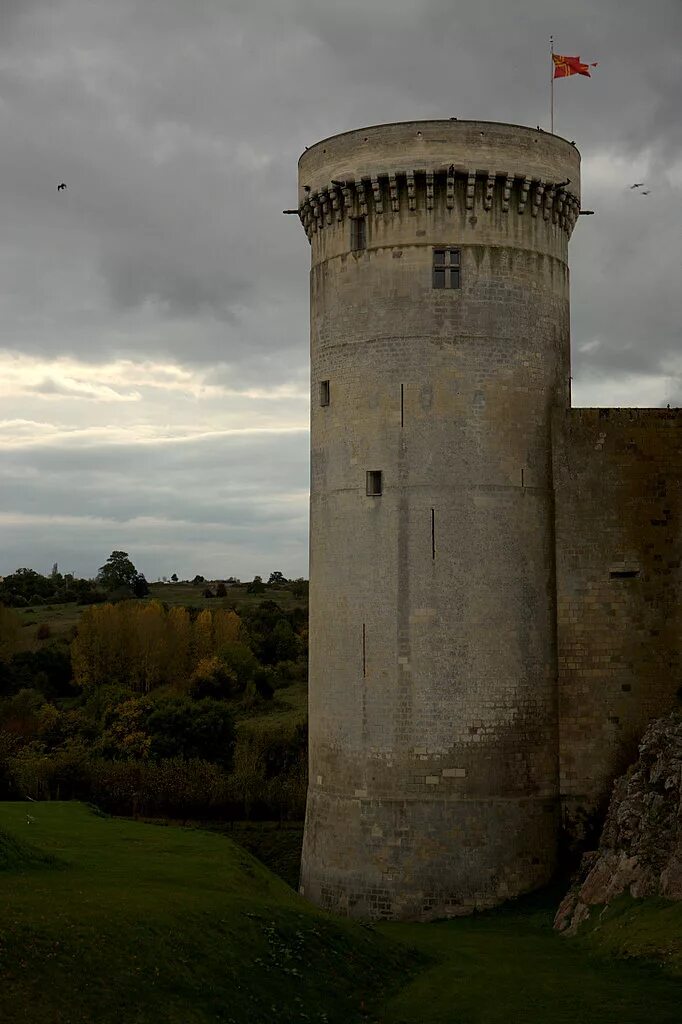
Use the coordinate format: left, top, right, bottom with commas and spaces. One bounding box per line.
555, 710, 682, 934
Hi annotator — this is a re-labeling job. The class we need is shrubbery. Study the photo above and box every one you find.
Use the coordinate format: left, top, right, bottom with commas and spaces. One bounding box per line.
0, 583, 309, 823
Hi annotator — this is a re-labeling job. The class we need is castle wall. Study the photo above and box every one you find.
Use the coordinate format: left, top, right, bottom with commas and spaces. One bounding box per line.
299, 121, 580, 919
553, 408, 682, 840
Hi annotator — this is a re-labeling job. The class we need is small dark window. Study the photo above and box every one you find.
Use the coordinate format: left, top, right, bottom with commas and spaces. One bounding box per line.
320, 380, 330, 406
610, 569, 640, 579
366, 470, 382, 496
351, 217, 367, 252
433, 248, 460, 289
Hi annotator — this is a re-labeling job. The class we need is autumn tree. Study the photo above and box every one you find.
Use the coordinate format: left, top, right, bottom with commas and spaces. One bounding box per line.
72, 601, 244, 695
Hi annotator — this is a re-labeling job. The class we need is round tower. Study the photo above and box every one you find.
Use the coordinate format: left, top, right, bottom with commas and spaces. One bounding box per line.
297, 120, 580, 920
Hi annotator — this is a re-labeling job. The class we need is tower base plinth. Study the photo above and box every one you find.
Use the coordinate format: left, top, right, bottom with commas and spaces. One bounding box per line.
300, 790, 559, 921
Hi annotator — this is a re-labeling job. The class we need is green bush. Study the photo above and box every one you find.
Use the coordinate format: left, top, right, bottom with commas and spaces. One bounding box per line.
97, 694, 236, 770
188, 657, 240, 700
145, 698, 235, 770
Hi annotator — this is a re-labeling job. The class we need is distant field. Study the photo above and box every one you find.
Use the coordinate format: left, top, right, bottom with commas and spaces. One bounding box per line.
1, 803, 681, 1024
149, 581, 307, 614
12, 581, 308, 653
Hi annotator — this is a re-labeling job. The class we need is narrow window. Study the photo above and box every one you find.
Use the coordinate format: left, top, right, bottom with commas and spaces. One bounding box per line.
362, 623, 366, 677
433, 248, 461, 289
400, 383, 404, 428
366, 470, 382, 496
431, 508, 435, 560
351, 217, 367, 252
320, 380, 330, 407
609, 569, 640, 579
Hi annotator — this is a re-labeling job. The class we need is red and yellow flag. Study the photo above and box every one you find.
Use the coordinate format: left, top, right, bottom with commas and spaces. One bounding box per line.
552, 54, 598, 78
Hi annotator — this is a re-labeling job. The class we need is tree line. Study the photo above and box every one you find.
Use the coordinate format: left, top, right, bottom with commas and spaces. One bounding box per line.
0, 582, 309, 822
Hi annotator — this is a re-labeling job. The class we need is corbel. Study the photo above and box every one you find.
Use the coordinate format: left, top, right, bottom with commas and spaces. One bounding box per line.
501, 173, 513, 213
465, 171, 476, 210
543, 186, 555, 221
483, 172, 495, 211
320, 190, 332, 226
329, 185, 342, 222
341, 181, 353, 212
446, 168, 455, 210
310, 194, 322, 229
425, 171, 434, 210
388, 172, 399, 212
532, 180, 545, 217
518, 176, 531, 214
356, 180, 368, 216
407, 172, 416, 211
371, 175, 383, 214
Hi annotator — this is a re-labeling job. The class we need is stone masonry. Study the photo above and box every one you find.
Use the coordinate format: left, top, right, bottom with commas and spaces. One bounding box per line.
295, 120, 681, 921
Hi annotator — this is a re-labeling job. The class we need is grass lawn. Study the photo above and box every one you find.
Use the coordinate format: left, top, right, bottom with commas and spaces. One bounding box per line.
380, 890, 682, 1024
1, 803, 681, 1024
0, 803, 411, 1024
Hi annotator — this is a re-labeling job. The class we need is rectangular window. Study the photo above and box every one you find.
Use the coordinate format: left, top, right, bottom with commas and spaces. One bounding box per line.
351, 217, 367, 252
366, 470, 382, 496
433, 248, 461, 289
320, 380, 330, 406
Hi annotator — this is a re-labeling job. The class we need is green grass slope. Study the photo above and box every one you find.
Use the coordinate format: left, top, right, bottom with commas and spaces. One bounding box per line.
0, 803, 412, 1024
573, 894, 682, 976
1, 804, 681, 1024
0, 825, 59, 871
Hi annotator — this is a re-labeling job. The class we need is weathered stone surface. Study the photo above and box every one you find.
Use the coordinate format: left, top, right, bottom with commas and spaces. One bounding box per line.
299, 120, 578, 920
555, 711, 682, 934
554, 410, 682, 839
296, 117, 682, 923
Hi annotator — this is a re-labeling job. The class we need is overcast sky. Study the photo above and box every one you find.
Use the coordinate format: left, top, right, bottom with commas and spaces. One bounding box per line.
0, 0, 680, 581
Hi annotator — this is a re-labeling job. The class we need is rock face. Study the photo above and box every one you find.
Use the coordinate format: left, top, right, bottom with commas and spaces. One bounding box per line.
555, 711, 682, 934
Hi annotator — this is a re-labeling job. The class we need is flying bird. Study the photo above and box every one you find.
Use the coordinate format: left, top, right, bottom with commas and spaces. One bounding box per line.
629, 183, 644, 189
57, 182, 67, 191
641, 190, 651, 196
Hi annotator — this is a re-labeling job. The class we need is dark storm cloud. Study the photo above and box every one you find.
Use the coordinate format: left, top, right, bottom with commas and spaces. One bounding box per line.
0, 0, 680, 574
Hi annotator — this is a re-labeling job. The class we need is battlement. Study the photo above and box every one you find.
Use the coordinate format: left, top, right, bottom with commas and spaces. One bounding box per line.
297, 169, 580, 242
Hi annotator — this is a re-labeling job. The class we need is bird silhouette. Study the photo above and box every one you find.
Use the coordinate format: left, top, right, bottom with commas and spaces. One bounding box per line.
641, 190, 651, 196
57, 182, 67, 191
629, 183, 644, 189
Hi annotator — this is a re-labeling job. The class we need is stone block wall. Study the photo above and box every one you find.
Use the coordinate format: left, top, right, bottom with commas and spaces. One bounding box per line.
553, 408, 682, 840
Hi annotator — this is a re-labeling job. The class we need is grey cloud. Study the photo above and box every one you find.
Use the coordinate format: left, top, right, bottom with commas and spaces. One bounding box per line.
0, 431, 309, 578
0, 0, 680, 573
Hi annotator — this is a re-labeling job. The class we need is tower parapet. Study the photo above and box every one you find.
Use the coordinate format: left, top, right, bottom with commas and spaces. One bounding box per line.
298, 120, 580, 920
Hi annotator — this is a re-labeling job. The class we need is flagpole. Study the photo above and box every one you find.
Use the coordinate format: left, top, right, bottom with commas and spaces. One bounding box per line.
550, 35, 554, 133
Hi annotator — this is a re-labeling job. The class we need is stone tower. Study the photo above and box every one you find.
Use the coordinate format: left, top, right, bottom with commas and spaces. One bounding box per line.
297, 121, 581, 920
